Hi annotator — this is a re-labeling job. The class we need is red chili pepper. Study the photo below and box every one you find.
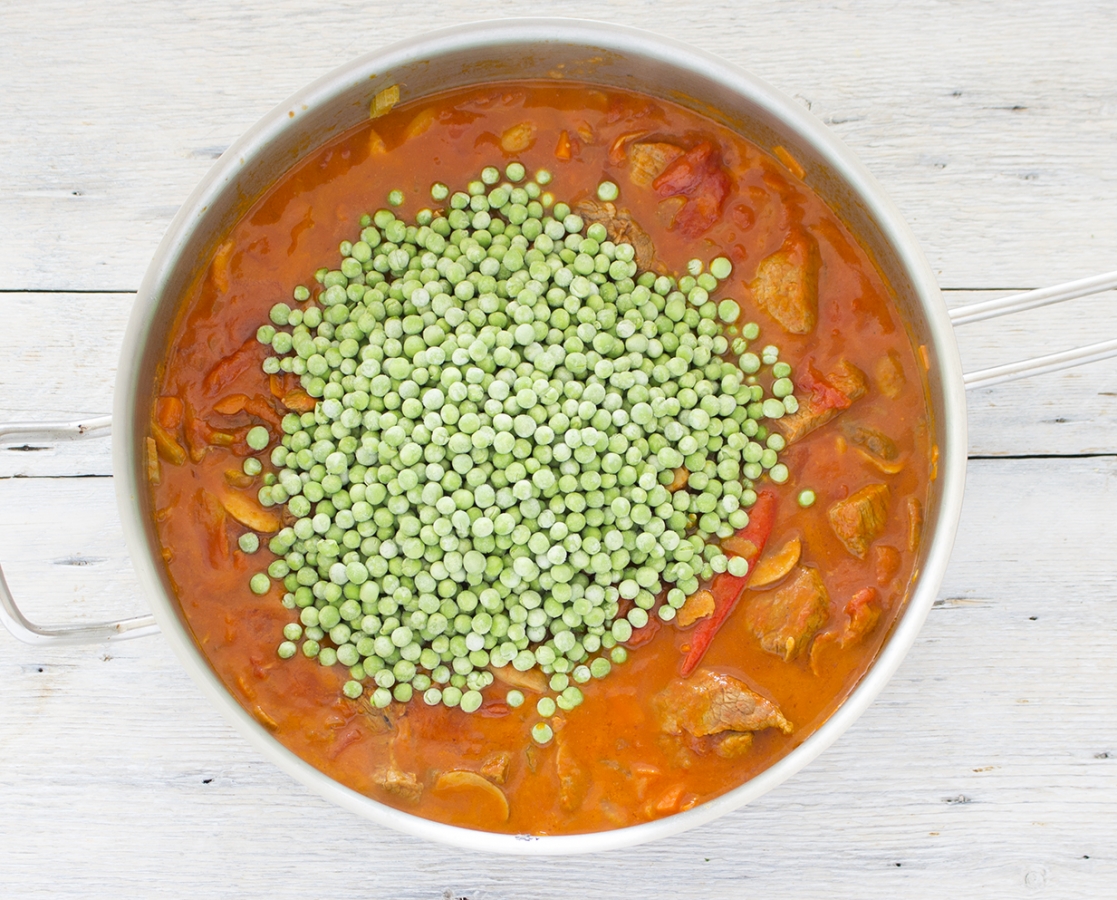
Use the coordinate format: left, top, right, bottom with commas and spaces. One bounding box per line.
680, 490, 779, 676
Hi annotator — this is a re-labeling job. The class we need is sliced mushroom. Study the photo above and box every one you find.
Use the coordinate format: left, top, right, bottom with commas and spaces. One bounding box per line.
221, 490, 282, 533
488, 663, 547, 694
748, 536, 802, 589
844, 423, 904, 474
433, 770, 510, 822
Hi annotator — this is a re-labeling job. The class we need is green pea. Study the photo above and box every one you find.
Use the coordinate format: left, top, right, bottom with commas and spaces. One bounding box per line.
246, 426, 270, 451
596, 181, 619, 202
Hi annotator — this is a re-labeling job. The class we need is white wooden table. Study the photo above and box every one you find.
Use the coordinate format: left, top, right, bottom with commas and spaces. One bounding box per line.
3, 2, 1116, 897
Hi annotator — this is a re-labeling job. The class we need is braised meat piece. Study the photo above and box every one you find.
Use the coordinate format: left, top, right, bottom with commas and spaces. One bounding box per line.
372, 765, 422, 803
751, 228, 821, 334
654, 669, 792, 738
627, 141, 684, 187
777, 359, 868, 445
573, 198, 659, 272
828, 483, 891, 559
744, 566, 831, 661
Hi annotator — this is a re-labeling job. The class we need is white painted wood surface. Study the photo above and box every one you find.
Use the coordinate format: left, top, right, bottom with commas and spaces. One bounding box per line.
2, 2, 1117, 898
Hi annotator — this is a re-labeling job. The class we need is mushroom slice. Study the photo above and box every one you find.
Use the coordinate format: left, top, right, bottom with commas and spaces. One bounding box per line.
434, 770, 510, 822
221, 490, 282, 533
488, 663, 547, 694
747, 536, 802, 589
845, 423, 904, 474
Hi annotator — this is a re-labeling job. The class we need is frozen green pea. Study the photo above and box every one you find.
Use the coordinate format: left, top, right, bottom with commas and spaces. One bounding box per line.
242, 457, 262, 476
238, 533, 260, 554
709, 256, 732, 279
246, 426, 270, 451
531, 722, 554, 745
596, 180, 619, 202
249, 573, 270, 595
506, 689, 525, 708
798, 489, 816, 507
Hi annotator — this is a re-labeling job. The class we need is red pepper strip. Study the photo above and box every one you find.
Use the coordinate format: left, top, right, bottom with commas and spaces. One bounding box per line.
680, 490, 779, 676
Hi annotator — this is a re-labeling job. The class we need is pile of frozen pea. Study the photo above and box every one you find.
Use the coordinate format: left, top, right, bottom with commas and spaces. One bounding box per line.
242, 162, 798, 730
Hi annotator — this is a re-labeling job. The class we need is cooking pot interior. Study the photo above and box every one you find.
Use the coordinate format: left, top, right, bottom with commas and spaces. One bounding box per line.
117, 19, 966, 851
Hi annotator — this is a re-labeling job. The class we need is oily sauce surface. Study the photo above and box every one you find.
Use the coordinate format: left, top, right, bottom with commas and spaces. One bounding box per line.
151, 82, 932, 834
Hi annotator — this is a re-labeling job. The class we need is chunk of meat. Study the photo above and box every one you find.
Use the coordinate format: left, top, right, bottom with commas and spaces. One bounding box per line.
744, 566, 830, 661
829, 483, 891, 559
655, 670, 792, 737
480, 751, 511, 786
714, 732, 754, 759
627, 141, 684, 187
777, 359, 867, 444
751, 228, 821, 334
372, 765, 422, 803
844, 422, 904, 474
573, 198, 658, 272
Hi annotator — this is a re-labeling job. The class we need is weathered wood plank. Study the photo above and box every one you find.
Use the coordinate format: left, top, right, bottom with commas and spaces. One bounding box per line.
1, 1, 1115, 291
1, 458, 1115, 897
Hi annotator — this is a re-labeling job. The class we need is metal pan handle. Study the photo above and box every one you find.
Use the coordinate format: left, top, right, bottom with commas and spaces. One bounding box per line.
951, 270, 1117, 391
0, 416, 159, 645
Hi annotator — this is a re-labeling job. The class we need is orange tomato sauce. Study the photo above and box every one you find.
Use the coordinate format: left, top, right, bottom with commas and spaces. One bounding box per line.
150, 82, 931, 834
